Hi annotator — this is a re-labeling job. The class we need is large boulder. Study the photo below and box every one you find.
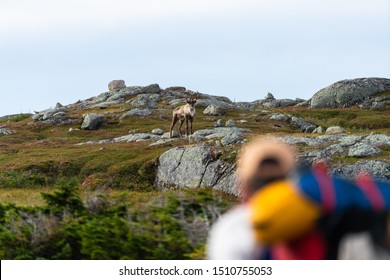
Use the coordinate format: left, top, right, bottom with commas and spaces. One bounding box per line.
310, 78, 390, 108
203, 105, 226, 116
156, 145, 240, 195
290, 117, 316, 133
108, 80, 126, 91
81, 114, 105, 130
141, 83, 161, 94
326, 126, 346, 134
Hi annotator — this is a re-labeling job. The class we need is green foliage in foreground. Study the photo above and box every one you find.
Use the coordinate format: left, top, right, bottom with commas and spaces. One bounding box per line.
0, 179, 235, 260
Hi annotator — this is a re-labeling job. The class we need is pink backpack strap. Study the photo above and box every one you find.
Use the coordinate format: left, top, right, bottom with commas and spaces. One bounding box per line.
313, 162, 336, 212
356, 172, 385, 212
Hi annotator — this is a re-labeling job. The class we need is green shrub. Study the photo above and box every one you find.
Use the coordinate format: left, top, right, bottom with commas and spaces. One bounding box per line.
0, 182, 235, 259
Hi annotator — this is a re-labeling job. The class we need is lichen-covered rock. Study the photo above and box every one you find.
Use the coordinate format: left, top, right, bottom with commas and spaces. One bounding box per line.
310, 78, 390, 108
214, 119, 224, 127
312, 126, 324, 134
290, 117, 316, 133
203, 105, 226, 116
371, 101, 385, 110
265, 92, 275, 100
225, 119, 235, 127
348, 143, 381, 158
0, 126, 12, 135
270, 113, 289, 122
221, 133, 242, 146
151, 128, 164, 135
161, 131, 180, 139
108, 80, 126, 91
156, 145, 240, 195
263, 99, 297, 108
81, 114, 105, 130
131, 94, 159, 108
141, 83, 161, 94
326, 126, 346, 134
363, 134, 390, 146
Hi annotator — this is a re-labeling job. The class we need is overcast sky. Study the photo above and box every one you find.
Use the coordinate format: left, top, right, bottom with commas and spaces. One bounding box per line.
1, 0, 389, 116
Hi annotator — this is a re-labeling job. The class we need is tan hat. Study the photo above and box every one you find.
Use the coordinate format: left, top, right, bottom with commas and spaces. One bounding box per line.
237, 137, 297, 196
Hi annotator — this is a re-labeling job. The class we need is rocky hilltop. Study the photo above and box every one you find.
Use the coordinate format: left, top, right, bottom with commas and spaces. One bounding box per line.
310, 77, 390, 108
1, 78, 389, 198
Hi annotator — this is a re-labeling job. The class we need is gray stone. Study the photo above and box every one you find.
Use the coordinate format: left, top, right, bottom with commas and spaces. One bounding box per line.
108, 80, 126, 91
156, 145, 239, 195
151, 128, 164, 135
55, 102, 64, 109
203, 105, 226, 116
265, 92, 275, 100
290, 117, 316, 133
131, 94, 159, 108
166, 86, 186, 92
120, 109, 152, 119
326, 126, 346, 134
270, 113, 289, 122
123, 133, 159, 142
263, 99, 297, 108
225, 119, 235, 127
371, 101, 385, 110
161, 131, 180, 139
235, 102, 257, 110
221, 133, 242, 146
168, 99, 183, 106
141, 83, 161, 94
196, 98, 236, 110
106, 87, 140, 101
278, 136, 324, 146
295, 100, 310, 107
359, 100, 372, 109
42, 118, 78, 125
348, 143, 381, 157
310, 78, 390, 108
192, 127, 248, 141
214, 119, 224, 127
332, 160, 390, 182
363, 134, 390, 146
89, 100, 124, 109
338, 135, 365, 147
149, 138, 178, 146
30, 108, 69, 121
312, 126, 324, 134
239, 119, 248, 123
81, 114, 105, 130
0, 126, 12, 135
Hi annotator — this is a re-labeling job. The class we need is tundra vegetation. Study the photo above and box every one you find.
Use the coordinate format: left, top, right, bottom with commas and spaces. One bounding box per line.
0, 84, 389, 259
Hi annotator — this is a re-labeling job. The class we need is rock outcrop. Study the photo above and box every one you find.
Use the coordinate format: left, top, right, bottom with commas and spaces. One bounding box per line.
0, 126, 12, 135
156, 145, 240, 195
203, 105, 226, 116
81, 114, 105, 130
310, 78, 390, 108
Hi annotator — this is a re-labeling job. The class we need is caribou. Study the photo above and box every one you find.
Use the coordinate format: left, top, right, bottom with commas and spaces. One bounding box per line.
170, 98, 197, 138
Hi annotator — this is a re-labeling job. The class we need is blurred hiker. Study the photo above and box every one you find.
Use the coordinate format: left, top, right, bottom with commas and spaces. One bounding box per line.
207, 137, 390, 259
